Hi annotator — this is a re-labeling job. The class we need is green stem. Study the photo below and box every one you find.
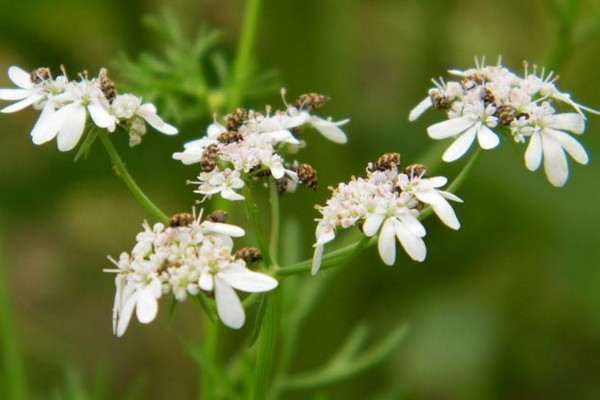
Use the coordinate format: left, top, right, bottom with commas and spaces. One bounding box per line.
0, 218, 27, 400
228, 0, 263, 109
269, 179, 280, 266
200, 314, 219, 400
250, 291, 280, 400
97, 130, 169, 224
242, 185, 272, 266
278, 149, 483, 277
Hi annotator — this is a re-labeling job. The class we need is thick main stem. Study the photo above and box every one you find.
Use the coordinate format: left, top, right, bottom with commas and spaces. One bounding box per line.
228, 0, 263, 109
97, 130, 169, 224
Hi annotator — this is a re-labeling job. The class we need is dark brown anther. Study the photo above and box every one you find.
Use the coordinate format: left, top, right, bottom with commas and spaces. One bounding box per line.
481, 88, 496, 106
225, 108, 248, 130
98, 68, 117, 103
429, 89, 451, 111
30, 67, 51, 84
461, 73, 484, 90
201, 144, 219, 172
404, 163, 428, 178
169, 212, 195, 228
206, 210, 228, 223
295, 93, 330, 111
217, 130, 243, 144
290, 126, 303, 138
375, 152, 401, 171
234, 247, 263, 264
495, 104, 516, 125
297, 163, 318, 190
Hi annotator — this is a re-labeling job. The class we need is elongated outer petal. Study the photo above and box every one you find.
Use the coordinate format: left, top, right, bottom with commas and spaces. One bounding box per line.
415, 190, 460, 230
136, 286, 159, 324
525, 132, 543, 171
442, 124, 477, 162
395, 222, 427, 262
220, 268, 278, 293
202, 221, 245, 237
541, 135, 568, 187
57, 103, 87, 152
477, 124, 500, 149
427, 116, 474, 140
0, 88, 32, 100
31, 102, 76, 145
312, 244, 324, 275
8, 66, 33, 89
312, 118, 348, 144
546, 128, 588, 165
409, 97, 432, 121
88, 100, 115, 131
116, 292, 137, 337
215, 277, 245, 329
427, 176, 448, 188
438, 190, 463, 203
362, 213, 385, 237
397, 213, 426, 237
378, 218, 397, 266
138, 103, 178, 135
221, 188, 245, 201
547, 113, 585, 134
1, 93, 44, 113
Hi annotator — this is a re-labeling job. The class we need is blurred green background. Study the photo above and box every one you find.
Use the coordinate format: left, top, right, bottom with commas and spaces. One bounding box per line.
1, 0, 600, 399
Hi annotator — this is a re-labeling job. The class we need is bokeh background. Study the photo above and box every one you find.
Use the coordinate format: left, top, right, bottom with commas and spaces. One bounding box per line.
1, 0, 600, 399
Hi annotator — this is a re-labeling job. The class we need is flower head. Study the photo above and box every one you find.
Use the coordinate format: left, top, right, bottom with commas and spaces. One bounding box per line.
409, 57, 598, 186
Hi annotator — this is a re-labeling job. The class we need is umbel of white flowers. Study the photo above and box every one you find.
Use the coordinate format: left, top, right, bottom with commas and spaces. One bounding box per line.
409, 57, 599, 187
0, 66, 178, 150
173, 90, 349, 201
104, 210, 278, 336
312, 153, 462, 274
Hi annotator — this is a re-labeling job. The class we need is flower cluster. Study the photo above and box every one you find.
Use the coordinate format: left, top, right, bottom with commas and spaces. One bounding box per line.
104, 210, 278, 336
173, 91, 349, 201
409, 57, 598, 187
0, 66, 177, 150
312, 153, 462, 274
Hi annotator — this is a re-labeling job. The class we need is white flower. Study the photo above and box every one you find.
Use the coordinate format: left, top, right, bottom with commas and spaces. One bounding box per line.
199, 259, 278, 329
112, 94, 178, 135
195, 168, 245, 201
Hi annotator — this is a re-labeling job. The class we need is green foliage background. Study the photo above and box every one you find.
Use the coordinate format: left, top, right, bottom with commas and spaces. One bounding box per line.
0, 0, 599, 398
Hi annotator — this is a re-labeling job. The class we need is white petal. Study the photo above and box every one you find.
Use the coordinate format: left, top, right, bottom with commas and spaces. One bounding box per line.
397, 213, 427, 237
214, 277, 245, 329
207, 123, 226, 138
362, 213, 385, 237
1, 94, 44, 113
426, 176, 448, 187
88, 100, 115, 131
312, 119, 348, 144
437, 190, 463, 203
8, 66, 33, 89
525, 132, 543, 171
221, 188, 245, 201
221, 268, 278, 293
57, 103, 87, 152
432, 200, 460, 230
202, 221, 245, 237
545, 128, 588, 165
265, 130, 300, 145
312, 244, 324, 275
0, 88, 32, 100
395, 223, 427, 262
427, 116, 474, 140
270, 164, 285, 179
442, 124, 477, 162
138, 103, 178, 135
116, 292, 137, 337
477, 124, 500, 149
31, 102, 75, 145
409, 97, 432, 121
378, 219, 396, 266
548, 113, 585, 134
135, 287, 159, 324
198, 273, 214, 291
541, 135, 568, 187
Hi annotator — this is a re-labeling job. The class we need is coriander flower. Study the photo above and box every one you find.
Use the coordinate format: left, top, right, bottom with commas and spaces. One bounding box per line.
106, 211, 278, 335
312, 154, 462, 274
111, 93, 178, 136
409, 57, 598, 186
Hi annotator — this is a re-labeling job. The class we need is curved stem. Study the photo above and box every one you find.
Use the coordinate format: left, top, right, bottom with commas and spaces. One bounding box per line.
278, 149, 483, 277
228, 0, 263, 109
97, 130, 169, 224
242, 185, 272, 266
